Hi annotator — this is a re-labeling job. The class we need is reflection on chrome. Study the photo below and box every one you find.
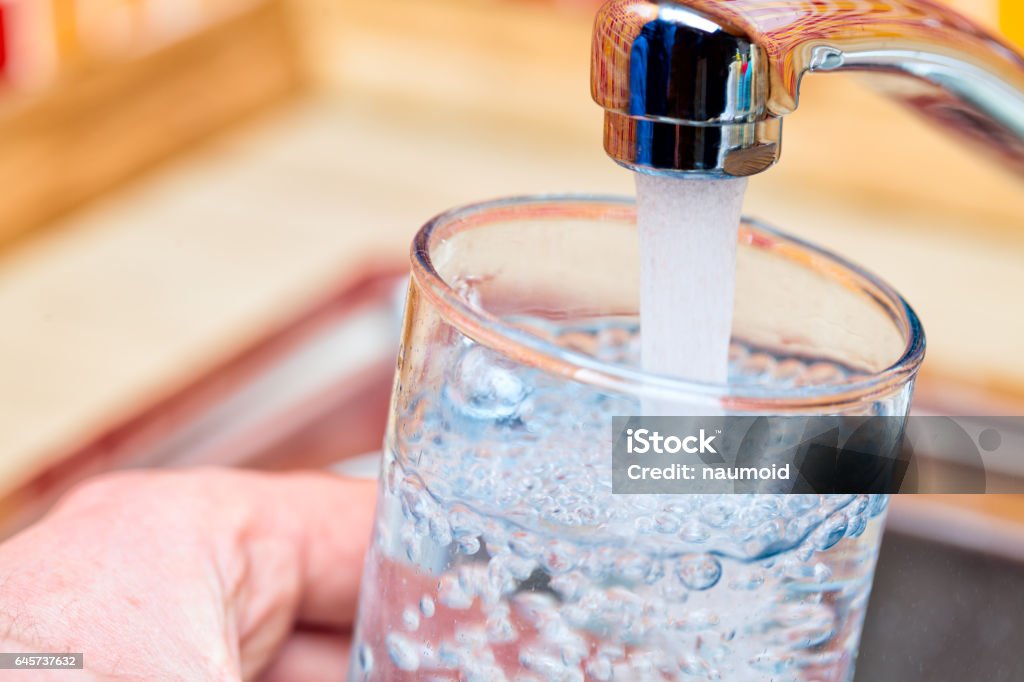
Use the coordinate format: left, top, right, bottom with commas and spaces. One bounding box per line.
591, 0, 1024, 177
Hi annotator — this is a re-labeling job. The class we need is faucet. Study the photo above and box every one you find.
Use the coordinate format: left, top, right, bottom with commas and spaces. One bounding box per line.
591, 0, 1024, 177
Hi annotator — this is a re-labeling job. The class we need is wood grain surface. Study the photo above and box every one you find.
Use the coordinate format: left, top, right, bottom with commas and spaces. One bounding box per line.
0, 0, 302, 250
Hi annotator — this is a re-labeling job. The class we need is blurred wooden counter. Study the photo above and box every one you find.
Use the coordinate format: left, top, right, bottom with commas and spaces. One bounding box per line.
0, 0, 302, 249
0, 0, 1023, 497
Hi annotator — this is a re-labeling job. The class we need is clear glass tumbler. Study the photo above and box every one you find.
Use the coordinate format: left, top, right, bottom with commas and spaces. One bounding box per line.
350, 196, 925, 682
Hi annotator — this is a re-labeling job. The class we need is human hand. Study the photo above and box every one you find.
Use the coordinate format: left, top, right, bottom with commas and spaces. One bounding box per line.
0, 469, 377, 681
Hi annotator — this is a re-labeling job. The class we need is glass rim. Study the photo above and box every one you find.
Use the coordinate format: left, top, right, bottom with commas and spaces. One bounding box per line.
411, 194, 926, 411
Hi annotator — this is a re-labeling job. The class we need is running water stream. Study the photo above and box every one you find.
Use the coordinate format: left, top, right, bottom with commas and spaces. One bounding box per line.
635, 173, 748, 386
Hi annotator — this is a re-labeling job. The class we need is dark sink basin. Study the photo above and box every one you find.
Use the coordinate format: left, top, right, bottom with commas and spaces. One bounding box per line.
857, 508, 1024, 682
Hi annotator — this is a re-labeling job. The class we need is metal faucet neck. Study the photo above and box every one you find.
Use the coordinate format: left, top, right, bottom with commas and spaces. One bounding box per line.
592, 0, 1024, 177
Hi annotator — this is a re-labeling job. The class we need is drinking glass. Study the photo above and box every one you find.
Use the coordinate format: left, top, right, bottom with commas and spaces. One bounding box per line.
349, 196, 925, 682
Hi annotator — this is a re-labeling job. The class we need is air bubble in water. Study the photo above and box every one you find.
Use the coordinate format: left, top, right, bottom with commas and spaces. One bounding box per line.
869, 494, 889, 516
428, 513, 453, 547
814, 514, 849, 551
779, 603, 837, 648
445, 345, 532, 421
519, 649, 582, 682
676, 554, 723, 591
437, 643, 461, 668
813, 562, 833, 583
486, 604, 518, 644
751, 519, 785, 554
457, 535, 481, 555
355, 643, 373, 673
586, 656, 613, 681
510, 531, 543, 558
653, 512, 680, 534
729, 570, 766, 591
614, 551, 653, 584
401, 607, 420, 631
399, 475, 429, 521
741, 496, 782, 527
750, 648, 791, 674
549, 571, 587, 601
700, 499, 735, 528
673, 607, 719, 632
386, 633, 420, 671
541, 539, 579, 575
846, 510, 869, 538
679, 653, 714, 677
455, 626, 489, 649
438, 574, 474, 609
680, 519, 710, 544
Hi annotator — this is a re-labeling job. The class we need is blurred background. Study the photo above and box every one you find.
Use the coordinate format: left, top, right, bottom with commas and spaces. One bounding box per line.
0, 0, 1021, 678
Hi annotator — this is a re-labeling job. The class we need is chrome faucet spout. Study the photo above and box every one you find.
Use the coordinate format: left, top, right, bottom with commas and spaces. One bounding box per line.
592, 0, 1024, 177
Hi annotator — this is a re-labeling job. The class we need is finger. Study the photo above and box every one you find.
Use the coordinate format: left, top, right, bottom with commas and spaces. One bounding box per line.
250, 472, 378, 628
54, 469, 379, 630
258, 630, 350, 682
0, 469, 377, 682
